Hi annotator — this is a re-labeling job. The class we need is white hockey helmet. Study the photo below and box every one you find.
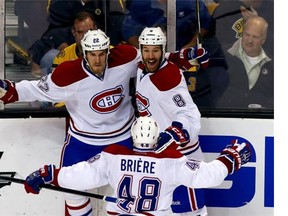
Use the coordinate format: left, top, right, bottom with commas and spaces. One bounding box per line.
138, 27, 166, 53
131, 116, 160, 150
81, 29, 110, 58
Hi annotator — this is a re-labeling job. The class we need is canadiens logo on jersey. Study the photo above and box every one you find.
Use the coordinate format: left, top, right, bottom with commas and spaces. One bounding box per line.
232, 18, 244, 39
90, 85, 124, 113
135, 91, 151, 116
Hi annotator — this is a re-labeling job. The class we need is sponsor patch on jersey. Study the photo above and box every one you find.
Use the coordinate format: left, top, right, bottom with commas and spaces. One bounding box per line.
172, 201, 181, 205
87, 154, 101, 163
185, 159, 200, 171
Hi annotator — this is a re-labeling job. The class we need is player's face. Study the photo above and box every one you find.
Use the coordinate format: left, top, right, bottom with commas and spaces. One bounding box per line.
141, 45, 163, 73
86, 50, 108, 75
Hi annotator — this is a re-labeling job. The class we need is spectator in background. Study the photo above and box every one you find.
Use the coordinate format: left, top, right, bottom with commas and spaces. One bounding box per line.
122, 0, 229, 108
213, 0, 274, 57
50, 11, 98, 73
219, 16, 273, 109
29, 0, 104, 77
122, 0, 211, 49
40, 11, 98, 108
14, 0, 49, 50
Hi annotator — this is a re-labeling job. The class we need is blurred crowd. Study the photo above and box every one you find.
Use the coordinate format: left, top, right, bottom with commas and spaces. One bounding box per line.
8, 0, 274, 110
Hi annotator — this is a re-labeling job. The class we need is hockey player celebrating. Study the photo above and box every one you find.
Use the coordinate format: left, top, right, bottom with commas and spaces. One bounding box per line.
135, 27, 207, 215
0, 29, 208, 214
24, 116, 251, 216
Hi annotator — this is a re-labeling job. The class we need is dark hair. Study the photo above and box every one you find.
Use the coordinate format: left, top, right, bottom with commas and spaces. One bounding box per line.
73, 11, 96, 26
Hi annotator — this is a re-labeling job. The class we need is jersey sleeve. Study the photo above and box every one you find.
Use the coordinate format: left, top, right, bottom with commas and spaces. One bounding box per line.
175, 159, 228, 188
15, 77, 63, 103
16, 74, 72, 103
150, 63, 201, 144
58, 155, 109, 191
16, 60, 85, 102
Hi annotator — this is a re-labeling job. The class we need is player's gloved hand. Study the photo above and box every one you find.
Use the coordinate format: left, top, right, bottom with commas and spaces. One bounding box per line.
24, 164, 58, 194
0, 79, 19, 104
155, 121, 190, 153
0, 79, 8, 98
217, 140, 251, 175
184, 46, 209, 69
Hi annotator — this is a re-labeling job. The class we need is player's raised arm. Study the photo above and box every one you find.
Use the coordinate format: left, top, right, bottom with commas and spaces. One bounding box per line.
176, 139, 251, 188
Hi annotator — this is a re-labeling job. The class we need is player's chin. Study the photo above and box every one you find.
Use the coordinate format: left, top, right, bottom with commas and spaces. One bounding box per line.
91, 66, 105, 74
145, 63, 159, 73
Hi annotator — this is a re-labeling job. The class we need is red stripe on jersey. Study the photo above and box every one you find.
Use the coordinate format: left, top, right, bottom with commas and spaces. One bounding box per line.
150, 62, 182, 91
189, 188, 198, 211
107, 211, 118, 215
66, 198, 90, 210
108, 44, 139, 68
180, 141, 199, 151
104, 144, 183, 159
69, 115, 134, 137
59, 134, 71, 168
51, 58, 88, 87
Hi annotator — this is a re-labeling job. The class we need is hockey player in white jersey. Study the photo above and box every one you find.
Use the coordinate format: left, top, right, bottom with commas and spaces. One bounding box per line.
24, 116, 251, 216
135, 27, 207, 215
0, 29, 208, 214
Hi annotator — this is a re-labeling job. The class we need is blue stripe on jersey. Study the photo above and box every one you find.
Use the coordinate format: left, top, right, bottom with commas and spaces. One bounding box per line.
71, 125, 132, 139
69, 115, 135, 139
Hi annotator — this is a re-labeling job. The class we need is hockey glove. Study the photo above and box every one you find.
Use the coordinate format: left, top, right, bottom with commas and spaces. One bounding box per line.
217, 140, 251, 175
155, 121, 190, 153
24, 164, 58, 194
0, 79, 19, 104
185, 46, 209, 69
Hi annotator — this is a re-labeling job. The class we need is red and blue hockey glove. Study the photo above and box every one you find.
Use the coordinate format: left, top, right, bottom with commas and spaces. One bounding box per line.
0, 79, 19, 104
184, 46, 209, 69
167, 47, 209, 71
155, 121, 190, 153
217, 140, 251, 174
24, 165, 58, 194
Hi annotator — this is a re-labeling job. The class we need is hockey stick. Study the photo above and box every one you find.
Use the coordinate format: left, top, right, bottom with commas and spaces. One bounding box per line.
7, 38, 30, 65
195, 0, 202, 48
0, 174, 119, 203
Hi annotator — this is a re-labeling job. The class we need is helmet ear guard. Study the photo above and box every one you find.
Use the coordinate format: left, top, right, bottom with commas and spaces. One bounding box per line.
81, 29, 110, 58
131, 116, 160, 151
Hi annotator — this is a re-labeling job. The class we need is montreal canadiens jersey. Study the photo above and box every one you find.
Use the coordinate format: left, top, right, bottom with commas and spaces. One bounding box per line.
57, 145, 228, 215
16, 45, 140, 145
135, 60, 201, 155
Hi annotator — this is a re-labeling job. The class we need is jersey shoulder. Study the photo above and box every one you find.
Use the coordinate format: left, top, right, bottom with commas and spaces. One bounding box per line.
150, 61, 182, 91
154, 148, 183, 159
104, 144, 183, 159
51, 58, 88, 87
104, 144, 134, 155
108, 44, 139, 68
